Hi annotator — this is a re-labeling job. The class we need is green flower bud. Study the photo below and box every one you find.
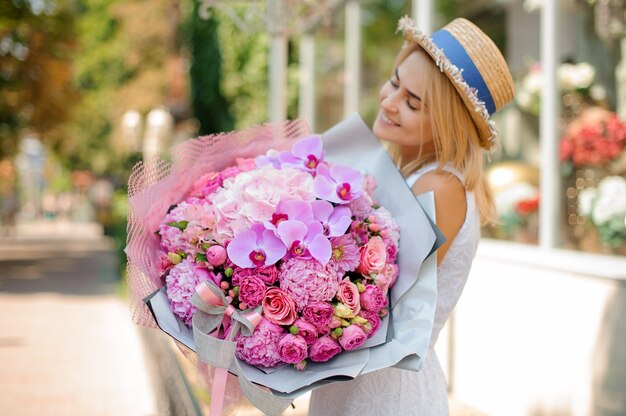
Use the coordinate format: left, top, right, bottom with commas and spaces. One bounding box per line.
332, 327, 343, 337
233, 286, 240, 296
289, 325, 300, 335
356, 282, 366, 293
351, 316, 368, 325
340, 319, 351, 327
224, 267, 234, 278
167, 252, 182, 265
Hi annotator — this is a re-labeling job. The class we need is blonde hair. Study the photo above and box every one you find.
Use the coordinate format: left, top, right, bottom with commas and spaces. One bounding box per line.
387, 44, 497, 225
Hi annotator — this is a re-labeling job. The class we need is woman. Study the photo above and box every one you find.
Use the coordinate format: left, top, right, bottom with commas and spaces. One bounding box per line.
309, 17, 514, 415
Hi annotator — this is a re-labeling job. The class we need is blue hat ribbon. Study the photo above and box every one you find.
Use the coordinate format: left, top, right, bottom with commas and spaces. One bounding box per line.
431, 29, 496, 115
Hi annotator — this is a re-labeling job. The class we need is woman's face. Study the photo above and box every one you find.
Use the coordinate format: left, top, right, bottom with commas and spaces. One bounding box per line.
372, 51, 434, 152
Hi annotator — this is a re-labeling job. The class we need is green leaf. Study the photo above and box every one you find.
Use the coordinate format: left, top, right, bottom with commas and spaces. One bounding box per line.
167, 220, 189, 231
195, 253, 208, 263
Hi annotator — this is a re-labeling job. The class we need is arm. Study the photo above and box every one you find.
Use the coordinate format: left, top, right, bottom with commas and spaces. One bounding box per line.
411, 171, 466, 266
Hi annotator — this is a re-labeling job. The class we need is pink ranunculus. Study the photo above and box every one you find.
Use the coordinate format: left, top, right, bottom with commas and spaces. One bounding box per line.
262, 287, 297, 326
309, 335, 342, 362
235, 318, 284, 368
293, 318, 318, 345
206, 245, 227, 267
357, 236, 387, 275
239, 276, 267, 308
336, 278, 361, 314
360, 284, 388, 313
358, 309, 381, 336
338, 324, 367, 351
279, 258, 340, 311
383, 238, 398, 263
277, 334, 308, 364
302, 302, 335, 329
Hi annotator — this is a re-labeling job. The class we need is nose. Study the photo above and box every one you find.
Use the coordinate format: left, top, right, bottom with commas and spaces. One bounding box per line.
380, 89, 399, 113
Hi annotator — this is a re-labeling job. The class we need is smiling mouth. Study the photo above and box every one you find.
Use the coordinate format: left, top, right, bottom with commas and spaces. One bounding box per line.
380, 112, 400, 127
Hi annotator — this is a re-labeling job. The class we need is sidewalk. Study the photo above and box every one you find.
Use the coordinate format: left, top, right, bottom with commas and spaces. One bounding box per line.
0, 220, 158, 415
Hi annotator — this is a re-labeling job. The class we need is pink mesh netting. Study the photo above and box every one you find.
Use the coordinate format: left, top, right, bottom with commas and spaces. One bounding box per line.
126, 120, 312, 327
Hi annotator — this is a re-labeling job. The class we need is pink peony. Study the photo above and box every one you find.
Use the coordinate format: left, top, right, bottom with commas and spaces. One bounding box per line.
239, 277, 267, 308
336, 278, 361, 314
338, 324, 367, 351
165, 258, 210, 326
329, 234, 360, 274
302, 302, 335, 329
358, 309, 381, 336
349, 194, 375, 219
279, 258, 340, 311
293, 318, 318, 345
360, 284, 388, 313
277, 334, 308, 364
262, 287, 297, 326
309, 335, 342, 362
235, 318, 284, 368
357, 236, 387, 275
206, 245, 227, 266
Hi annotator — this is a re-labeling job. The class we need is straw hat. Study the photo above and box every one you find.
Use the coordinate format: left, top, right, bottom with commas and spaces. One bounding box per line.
398, 16, 515, 150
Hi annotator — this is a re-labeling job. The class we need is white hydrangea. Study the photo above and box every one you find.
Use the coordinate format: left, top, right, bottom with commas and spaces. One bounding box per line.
591, 176, 626, 225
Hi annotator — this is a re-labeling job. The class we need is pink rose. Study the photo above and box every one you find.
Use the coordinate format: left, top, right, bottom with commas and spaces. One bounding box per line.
338, 324, 367, 351
309, 335, 342, 362
336, 278, 361, 314
357, 236, 387, 275
383, 238, 398, 263
360, 284, 388, 313
379, 264, 399, 290
329, 316, 342, 329
239, 277, 266, 308
358, 310, 381, 336
206, 245, 227, 267
302, 302, 335, 329
293, 318, 318, 345
262, 287, 297, 326
277, 334, 308, 364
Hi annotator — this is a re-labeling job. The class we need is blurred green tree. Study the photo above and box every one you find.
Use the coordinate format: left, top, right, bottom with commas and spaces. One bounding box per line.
0, 0, 78, 160
185, 2, 234, 135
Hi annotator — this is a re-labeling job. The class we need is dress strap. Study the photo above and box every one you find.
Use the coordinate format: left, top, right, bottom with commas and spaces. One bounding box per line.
405, 163, 465, 189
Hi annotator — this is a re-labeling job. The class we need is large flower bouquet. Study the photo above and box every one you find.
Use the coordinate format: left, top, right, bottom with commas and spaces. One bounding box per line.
126, 115, 438, 416
158, 134, 400, 370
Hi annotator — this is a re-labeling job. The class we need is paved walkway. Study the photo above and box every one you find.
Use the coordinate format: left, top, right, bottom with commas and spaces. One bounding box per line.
0, 220, 158, 415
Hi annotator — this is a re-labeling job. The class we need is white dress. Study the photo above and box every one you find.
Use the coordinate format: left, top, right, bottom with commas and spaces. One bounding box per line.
308, 163, 481, 416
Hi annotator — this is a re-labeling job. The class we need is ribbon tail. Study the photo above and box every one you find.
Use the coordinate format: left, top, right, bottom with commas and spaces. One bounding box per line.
209, 367, 229, 416
233, 359, 295, 416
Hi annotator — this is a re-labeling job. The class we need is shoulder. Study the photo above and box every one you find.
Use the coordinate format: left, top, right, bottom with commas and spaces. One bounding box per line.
411, 169, 467, 264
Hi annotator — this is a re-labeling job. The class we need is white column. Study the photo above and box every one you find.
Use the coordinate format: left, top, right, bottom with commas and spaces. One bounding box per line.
299, 33, 316, 130
539, 0, 561, 249
412, 0, 434, 33
343, 0, 360, 118
267, 0, 288, 122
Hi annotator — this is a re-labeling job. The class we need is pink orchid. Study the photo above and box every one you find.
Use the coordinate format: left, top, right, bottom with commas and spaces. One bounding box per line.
276, 220, 331, 265
264, 200, 314, 233
310, 200, 352, 237
313, 164, 363, 204
278, 136, 324, 172
227, 223, 286, 268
